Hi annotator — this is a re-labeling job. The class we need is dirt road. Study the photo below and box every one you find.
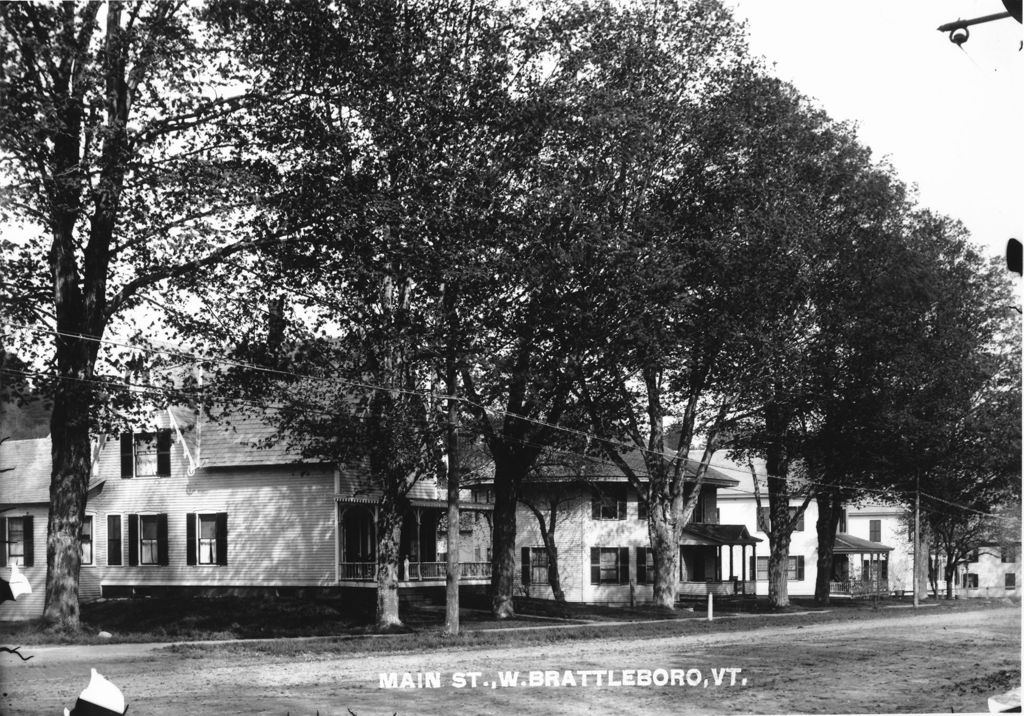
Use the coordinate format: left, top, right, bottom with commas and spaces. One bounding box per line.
2, 606, 1018, 715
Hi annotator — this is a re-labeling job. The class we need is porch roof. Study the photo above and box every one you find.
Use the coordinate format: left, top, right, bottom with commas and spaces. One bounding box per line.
681, 523, 761, 547
833, 533, 892, 554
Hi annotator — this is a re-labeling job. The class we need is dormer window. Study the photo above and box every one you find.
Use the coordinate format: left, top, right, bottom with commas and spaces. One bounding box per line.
120, 430, 172, 478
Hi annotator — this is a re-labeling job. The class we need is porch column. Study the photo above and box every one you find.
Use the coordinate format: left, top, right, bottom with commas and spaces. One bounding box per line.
752, 543, 757, 596
414, 509, 422, 580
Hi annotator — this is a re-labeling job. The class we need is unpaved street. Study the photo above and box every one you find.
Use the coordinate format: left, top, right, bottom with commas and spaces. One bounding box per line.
1, 606, 1019, 715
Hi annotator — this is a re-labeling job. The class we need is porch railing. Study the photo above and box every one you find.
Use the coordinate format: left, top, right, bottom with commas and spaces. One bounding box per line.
678, 580, 756, 597
829, 579, 889, 596
339, 561, 491, 582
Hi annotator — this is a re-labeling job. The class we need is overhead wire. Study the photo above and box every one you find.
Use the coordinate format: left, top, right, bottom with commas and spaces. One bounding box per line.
5, 323, 1014, 522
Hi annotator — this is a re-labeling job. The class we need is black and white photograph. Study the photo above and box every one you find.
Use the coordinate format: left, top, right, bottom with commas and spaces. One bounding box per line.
1, 1, 1020, 714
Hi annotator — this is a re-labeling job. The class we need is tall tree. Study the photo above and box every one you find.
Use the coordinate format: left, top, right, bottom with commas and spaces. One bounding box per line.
197, 0, 550, 627
0, 1, 275, 630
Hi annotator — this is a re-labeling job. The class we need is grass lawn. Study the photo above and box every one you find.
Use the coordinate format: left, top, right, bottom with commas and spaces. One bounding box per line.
1, 592, 1015, 655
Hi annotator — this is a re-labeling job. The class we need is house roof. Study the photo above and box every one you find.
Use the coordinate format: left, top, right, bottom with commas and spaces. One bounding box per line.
511, 447, 740, 488
833, 533, 892, 554
680, 523, 762, 547
0, 436, 105, 505
198, 412, 317, 468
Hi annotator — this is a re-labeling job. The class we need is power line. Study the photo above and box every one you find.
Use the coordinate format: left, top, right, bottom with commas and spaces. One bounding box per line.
7, 326, 1015, 521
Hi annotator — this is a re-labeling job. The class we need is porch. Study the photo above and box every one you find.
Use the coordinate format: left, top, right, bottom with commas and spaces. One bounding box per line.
678, 579, 758, 597
828, 533, 892, 597
680, 523, 762, 597
337, 498, 493, 587
339, 560, 492, 584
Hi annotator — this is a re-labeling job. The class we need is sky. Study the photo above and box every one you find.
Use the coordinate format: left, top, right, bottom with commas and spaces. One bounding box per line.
727, 0, 1022, 260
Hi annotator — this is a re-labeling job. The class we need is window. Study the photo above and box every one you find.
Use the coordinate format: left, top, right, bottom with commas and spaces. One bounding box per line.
120, 430, 172, 478
751, 556, 769, 581
186, 513, 228, 566
869, 519, 881, 543
968, 548, 979, 563
590, 547, 629, 585
1005, 573, 1016, 590
788, 556, 805, 581
107, 515, 122, 566
521, 547, 550, 586
80, 516, 93, 566
127, 513, 169, 566
750, 556, 803, 581
141, 515, 159, 564
1001, 546, 1018, 563
1, 516, 34, 567
591, 485, 626, 521
964, 573, 979, 589
636, 547, 655, 584
638, 499, 648, 521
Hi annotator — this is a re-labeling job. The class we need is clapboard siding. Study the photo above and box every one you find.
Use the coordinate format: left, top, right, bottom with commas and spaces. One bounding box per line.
0, 506, 46, 621
89, 465, 336, 587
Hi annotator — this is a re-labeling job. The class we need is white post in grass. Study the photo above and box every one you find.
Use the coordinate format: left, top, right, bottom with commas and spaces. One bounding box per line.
707, 592, 713, 621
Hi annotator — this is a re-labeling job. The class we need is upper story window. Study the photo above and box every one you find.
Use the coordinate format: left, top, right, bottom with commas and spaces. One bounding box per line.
869, 519, 881, 543
1001, 545, 1018, 563
757, 506, 804, 532
120, 430, 172, 478
591, 485, 626, 520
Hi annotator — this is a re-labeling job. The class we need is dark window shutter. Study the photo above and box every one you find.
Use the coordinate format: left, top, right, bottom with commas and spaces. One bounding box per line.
157, 513, 169, 565
617, 500, 626, 520
156, 430, 172, 476
120, 433, 134, 478
107, 515, 122, 566
619, 547, 629, 583
521, 547, 530, 585
0, 517, 6, 567
757, 507, 770, 532
590, 547, 600, 585
128, 514, 139, 566
186, 513, 197, 566
216, 513, 228, 565
22, 515, 33, 567
749, 556, 755, 580
591, 499, 600, 520
636, 547, 647, 585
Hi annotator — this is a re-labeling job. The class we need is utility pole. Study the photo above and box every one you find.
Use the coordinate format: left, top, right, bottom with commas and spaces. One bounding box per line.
913, 472, 920, 608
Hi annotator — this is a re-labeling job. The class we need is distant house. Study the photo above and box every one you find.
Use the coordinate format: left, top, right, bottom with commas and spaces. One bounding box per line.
717, 454, 913, 598
959, 542, 1022, 599
472, 450, 761, 606
0, 408, 492, 621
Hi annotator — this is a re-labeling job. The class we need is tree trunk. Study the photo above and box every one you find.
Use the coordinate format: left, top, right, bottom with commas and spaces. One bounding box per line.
767, 541, 790, 608
649, 511, 678, 608
442, 340, 460, 636
490, 463, 521, 618
42, 381, 94, 631
375, 497, 404, 630
813, 489, 841, 604
764, 402, 792, 609
546, 544, 565, 603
